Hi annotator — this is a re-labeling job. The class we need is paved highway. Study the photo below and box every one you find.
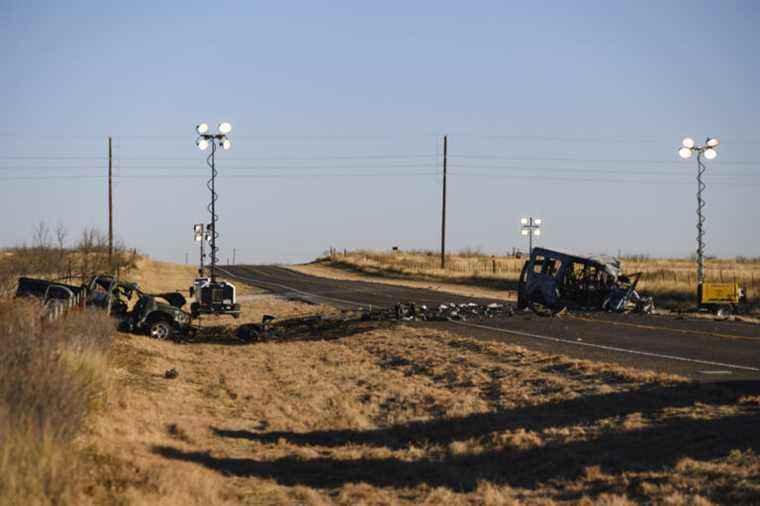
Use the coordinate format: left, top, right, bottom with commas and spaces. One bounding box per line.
221, 265, 760, 381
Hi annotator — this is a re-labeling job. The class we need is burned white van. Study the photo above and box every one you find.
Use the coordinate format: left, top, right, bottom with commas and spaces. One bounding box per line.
517, 247, 653, 313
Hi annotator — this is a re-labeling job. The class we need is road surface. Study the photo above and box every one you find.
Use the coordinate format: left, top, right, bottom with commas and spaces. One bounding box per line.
221, 265, 760, 381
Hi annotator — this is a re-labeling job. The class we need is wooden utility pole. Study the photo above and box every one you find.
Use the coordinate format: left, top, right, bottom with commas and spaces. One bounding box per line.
108, 136, 113, 267
440, 135, 448, 269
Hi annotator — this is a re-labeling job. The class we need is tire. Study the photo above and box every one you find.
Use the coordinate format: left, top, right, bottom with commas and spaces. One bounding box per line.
148, 319, 173, 340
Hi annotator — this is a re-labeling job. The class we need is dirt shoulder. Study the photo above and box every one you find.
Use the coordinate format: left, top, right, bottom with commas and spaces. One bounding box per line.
290, 261, 516, 302
84, 284, 760, 504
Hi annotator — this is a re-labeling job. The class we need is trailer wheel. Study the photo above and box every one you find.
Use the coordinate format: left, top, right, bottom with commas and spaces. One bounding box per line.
149, 319, 173, 340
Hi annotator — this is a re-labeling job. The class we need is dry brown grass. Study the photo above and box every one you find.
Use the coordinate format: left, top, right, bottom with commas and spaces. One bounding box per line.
315, 250, 760, 310
88, 316, 760, 505
29, 256, 748, 505
74, 257, 759, 505
0, 300, 115, 505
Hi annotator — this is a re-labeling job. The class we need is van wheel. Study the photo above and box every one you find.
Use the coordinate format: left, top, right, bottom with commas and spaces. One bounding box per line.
149, 320, 173, 340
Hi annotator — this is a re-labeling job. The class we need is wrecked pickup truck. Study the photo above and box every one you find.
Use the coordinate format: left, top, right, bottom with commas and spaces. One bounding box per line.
517, 247, 654, 313
16, 275, 192, 339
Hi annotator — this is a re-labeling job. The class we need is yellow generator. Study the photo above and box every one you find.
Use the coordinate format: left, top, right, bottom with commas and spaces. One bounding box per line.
699, 282, 745, 316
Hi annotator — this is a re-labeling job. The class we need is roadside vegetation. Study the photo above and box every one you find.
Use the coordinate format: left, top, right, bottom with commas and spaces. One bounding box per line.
77, 259, 760, 504
312, 249, 760, 310
3, 244, 759, 504
90, 312, 760, 505
0, 222, 137, 298
0, 299, 114, 505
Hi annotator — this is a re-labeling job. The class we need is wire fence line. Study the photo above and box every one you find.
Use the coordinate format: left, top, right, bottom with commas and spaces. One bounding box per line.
327, 250, 760, 303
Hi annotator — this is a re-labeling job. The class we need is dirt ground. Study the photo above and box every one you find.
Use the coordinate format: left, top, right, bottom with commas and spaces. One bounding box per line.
82, 263, 760, 505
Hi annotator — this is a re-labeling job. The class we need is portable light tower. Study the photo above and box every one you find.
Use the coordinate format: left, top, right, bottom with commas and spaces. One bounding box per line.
678, 136, 720, 304
520, 217, 542, 255
191, 122, 240, 319
193, 223, 208, 274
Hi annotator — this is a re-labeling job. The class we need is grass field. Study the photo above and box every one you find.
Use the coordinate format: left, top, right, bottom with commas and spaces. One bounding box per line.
4, 256, 760, 504
316, 250, 760, 310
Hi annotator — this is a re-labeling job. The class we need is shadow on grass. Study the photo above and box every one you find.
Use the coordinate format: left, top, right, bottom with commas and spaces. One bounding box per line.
154, 381, 760, 496
210, 381, 759, 449
178, 319, 395, 346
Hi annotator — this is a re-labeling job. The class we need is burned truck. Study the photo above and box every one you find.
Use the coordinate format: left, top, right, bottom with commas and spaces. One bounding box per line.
517, 247, 653, 313
16, 275, 192, 339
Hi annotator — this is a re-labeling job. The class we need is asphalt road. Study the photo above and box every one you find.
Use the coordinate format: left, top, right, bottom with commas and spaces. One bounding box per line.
221, 265, 760, 382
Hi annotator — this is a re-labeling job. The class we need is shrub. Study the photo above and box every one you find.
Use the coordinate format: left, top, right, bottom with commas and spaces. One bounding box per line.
0, 300, 114, 504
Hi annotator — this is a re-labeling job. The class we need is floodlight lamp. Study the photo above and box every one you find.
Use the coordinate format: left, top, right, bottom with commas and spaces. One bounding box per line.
681, 137, 695, 149
534, 229, 541, 236
678, 147, 692, 159
706, 137, 720, 147
197, 139, 209, 151
218, 122, 232, 134
222, 138, 231, 150
521, 229, 529, 236
194, 234, 203, 242
197, 123, 209, 135
703, 148, 717, 160
520, 218, 529, 225
534, 218, 543, 226
193, 224, 203, 233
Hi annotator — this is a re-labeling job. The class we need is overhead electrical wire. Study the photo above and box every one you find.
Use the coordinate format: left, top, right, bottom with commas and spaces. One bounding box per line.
0, 171, 757, 186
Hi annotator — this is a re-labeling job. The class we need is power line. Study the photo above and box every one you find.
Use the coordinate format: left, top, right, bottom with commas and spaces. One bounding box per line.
0, 154, 435, 161
0, 163, 440, 171
449, 172, 760, 185
447, 155, 759, 166
0, 171, 757, 186
2, 163, 757, 178
2, 155, 757, 166
0, 172, 441, 181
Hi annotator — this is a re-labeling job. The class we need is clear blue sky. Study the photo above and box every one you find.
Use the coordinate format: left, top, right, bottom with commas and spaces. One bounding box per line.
2, 1, 758, 263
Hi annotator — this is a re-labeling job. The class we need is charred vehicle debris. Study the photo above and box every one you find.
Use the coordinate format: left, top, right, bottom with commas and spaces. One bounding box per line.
16, 247, 655, 343
517, 247, 654, 314
16, 275, 192, 340
236, 302, 512, 343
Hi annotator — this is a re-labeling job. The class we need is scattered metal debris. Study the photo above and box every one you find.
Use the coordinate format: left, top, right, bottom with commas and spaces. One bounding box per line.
517, 247, 654, 314
361, 301, 513, 322
236, 314, 391, 343
235, 301, 514, 343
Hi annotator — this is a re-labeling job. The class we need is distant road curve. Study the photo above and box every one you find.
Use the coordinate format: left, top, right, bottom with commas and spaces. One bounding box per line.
221, 265, 760, 382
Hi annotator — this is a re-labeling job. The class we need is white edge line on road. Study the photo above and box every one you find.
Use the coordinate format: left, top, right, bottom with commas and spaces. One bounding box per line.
220, 267, 760, 374
453, 321, 760, 373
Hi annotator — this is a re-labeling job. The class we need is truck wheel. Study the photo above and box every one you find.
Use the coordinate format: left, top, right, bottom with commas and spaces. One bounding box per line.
149, 320, 173, 340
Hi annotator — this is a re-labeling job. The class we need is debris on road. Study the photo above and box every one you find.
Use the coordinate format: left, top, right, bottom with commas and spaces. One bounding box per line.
361, 301, 513, 321
234, 301, 513, 343
164, 368, 179, 379
517, 247, 654, 314
235, 313, 392, 343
